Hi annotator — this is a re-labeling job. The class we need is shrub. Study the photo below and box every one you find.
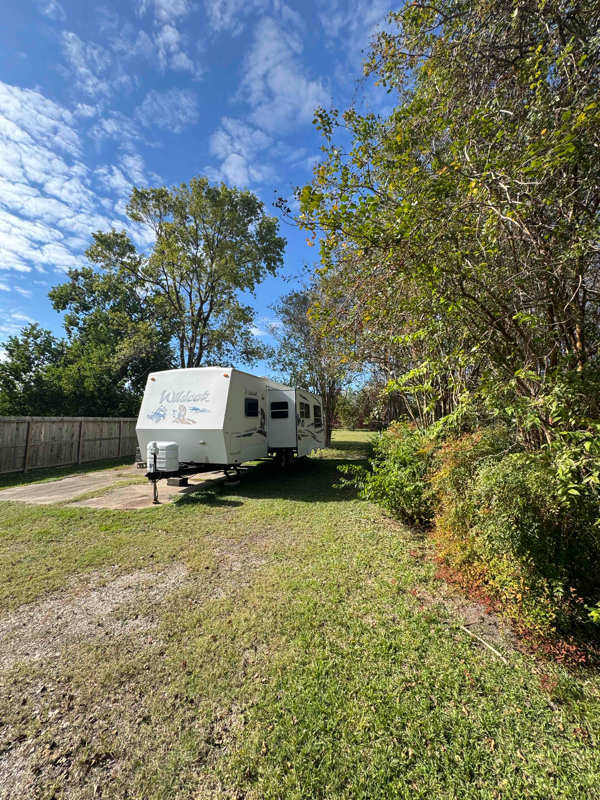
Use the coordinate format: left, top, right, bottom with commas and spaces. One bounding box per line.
338, 422, 436, 524
347, 421, 600, 641
433, 428, 600, 636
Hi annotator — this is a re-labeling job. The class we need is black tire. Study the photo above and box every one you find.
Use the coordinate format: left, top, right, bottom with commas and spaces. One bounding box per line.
275, 450, 290, 469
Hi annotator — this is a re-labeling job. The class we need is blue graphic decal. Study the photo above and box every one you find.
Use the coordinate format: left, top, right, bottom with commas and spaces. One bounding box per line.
147, 405, 167, 424
189, 406, 210, 413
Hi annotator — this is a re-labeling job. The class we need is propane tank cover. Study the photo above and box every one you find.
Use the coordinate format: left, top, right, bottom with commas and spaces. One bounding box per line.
147, 441, 179, 472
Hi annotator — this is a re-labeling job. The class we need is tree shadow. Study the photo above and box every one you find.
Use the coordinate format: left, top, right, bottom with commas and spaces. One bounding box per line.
174, 457, 366, 507
175, 491, 244, 508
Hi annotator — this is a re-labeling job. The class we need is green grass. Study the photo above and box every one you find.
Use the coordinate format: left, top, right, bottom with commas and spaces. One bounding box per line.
0, 430, 599, 798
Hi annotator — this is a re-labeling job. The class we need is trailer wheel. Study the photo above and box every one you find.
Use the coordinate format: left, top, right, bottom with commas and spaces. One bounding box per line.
275, 450, 290, 469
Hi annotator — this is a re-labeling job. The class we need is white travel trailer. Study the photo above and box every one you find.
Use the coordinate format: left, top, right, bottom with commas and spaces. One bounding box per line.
136, 367, 325, 479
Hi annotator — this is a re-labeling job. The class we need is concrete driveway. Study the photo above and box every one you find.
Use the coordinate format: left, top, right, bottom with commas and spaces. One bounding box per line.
0, 467, 226, 509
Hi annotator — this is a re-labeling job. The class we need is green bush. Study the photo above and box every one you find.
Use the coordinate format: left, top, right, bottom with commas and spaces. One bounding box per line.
433, 429, 600, 634
338, 422, 435, 524
347, 422, 600, 638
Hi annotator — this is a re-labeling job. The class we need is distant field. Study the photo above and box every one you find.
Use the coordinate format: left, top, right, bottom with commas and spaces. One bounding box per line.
0, 430, 599, 799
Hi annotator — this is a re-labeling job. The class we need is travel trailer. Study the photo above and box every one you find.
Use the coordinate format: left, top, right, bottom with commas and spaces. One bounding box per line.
136, 367, 325, 491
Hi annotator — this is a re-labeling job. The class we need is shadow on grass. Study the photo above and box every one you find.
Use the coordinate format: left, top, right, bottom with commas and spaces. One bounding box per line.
175, 457, 366, 507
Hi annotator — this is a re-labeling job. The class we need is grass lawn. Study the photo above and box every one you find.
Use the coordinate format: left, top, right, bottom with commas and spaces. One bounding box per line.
1, 430, 599, 798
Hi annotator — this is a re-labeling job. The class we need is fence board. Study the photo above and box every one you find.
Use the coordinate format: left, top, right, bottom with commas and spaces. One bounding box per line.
0, 417, 138, 474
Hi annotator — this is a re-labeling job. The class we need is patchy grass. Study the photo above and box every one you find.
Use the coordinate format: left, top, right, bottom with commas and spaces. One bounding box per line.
1, 430, 599, 798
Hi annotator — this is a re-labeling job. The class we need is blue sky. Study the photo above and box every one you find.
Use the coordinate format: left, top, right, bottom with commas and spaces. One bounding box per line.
0, 0, 393, 362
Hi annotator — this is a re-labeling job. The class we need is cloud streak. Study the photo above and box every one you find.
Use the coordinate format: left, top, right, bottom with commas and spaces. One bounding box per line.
0, 82, 156, 277
238, 15, 329, 134
136, 88, 200, 133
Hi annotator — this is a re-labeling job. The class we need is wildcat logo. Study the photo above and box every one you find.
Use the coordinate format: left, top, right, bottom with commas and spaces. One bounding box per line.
159, 389, 209, 404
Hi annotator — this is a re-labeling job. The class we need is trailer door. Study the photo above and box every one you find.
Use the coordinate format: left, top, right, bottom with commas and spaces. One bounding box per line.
267, 388, 296, 449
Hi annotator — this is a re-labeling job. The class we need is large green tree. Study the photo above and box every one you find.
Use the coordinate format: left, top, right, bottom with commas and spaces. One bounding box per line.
49, 260, 173, 402
295, 0, 600, 443
88, 177, 285, 369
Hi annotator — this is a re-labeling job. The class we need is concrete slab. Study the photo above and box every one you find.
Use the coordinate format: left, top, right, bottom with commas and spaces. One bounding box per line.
69, 471, 226, 510
0, 469, 137, 505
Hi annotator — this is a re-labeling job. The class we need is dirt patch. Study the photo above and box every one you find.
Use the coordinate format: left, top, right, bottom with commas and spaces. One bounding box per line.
0, 535, 276, 799
412, 586, 517, 654
0, 565, 189, 671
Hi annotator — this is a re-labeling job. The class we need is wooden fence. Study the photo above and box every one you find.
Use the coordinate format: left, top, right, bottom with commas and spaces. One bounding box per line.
0, 417, 138, 474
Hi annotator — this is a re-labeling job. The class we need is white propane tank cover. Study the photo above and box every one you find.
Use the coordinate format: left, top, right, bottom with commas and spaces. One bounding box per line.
147, 441, 158, 466
155, 441, 179, 472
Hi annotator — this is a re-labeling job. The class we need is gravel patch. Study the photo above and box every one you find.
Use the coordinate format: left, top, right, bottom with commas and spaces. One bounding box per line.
0, 565, 189, 671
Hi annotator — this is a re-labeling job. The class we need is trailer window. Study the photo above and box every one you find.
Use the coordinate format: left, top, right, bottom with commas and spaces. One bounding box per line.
299, 401, 311, 419
313, 405, 322, 426
270, 401, 289, 419
244, 397, 259, 417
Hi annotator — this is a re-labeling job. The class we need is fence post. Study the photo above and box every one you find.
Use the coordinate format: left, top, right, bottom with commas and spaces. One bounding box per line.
23, 419, 33, 473
118, 420, 123, 458
77, 420, 85, 464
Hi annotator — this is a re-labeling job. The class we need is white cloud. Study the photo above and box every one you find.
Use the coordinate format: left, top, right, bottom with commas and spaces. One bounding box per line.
73, 103, 99, 118
154, 24, 181, 69
95, 152, 159, 197
0, 83, 80, 157
96, 6, 200, 78
136, 88, 200, 133
139, 0, 192, 23
0, 282, 9, 291
88, 111, 142, 152
59, 32, 114, 97
317, 0, 388, 48
0, 82, 139, 278
14, 286, 32, 297
204, 0, 269, 35
238, 16, 329, 133
205, 119, 277, 186
109, 25, 156, 61
0, 309, 36, 339
250, 316, 281, 337
171, 51, 197, 73
119, 153, 149, 184
37, 0, 66, 21
210, 117, 272, 160
95, 165, 133, 197
152, 23, 202, 77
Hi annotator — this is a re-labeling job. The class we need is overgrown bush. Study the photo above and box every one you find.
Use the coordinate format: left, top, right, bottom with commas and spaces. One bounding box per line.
338, 422, 436, 524
432, 428, 600, 636
342, 422, 600, 641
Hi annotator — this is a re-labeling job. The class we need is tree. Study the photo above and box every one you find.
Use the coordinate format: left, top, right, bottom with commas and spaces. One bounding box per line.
337, 389, 363, 430
87, 177, 286, 369
50, 263, 173, 401
0, 325, 65, 415
295, 0, 600, 444
0, 321, 160, 417
269, 289, 352, 446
